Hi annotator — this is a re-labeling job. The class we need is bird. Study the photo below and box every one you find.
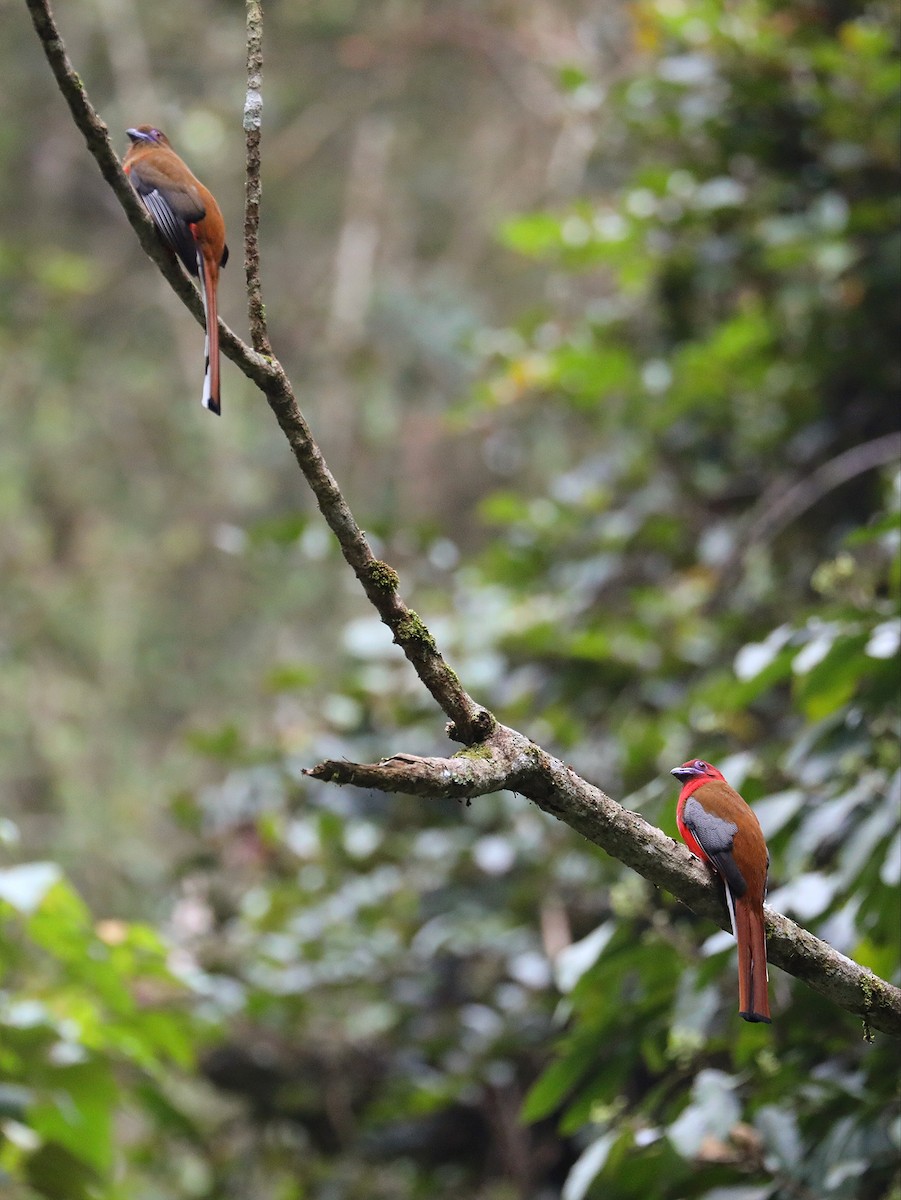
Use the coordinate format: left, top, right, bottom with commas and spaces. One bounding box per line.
123, 125, 229, 414
671, 759, 772, 1023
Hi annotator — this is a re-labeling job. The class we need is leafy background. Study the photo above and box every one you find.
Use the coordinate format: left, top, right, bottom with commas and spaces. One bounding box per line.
0, 0, 898, 1197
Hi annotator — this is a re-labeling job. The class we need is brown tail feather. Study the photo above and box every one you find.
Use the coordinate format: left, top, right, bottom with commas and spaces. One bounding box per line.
734, 896, 771, 1023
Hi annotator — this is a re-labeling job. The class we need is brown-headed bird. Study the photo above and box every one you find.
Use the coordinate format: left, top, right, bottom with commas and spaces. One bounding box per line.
123, 125, 228, 414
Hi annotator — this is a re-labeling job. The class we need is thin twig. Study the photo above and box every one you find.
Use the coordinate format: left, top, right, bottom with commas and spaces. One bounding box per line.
243, 0, 270, 355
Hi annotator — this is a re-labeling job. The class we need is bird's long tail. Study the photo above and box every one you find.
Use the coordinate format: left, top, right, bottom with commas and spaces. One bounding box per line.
731, 892, 771, 1023
197, 252, 221, 415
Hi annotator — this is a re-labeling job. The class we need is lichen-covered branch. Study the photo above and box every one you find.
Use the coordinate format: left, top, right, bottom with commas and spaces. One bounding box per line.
243, 0, 270, 355
307, 726, 901, 1038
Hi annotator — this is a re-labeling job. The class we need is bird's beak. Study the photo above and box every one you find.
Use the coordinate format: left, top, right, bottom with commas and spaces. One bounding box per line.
671, 765, 701, 782
125, 128, 151, 144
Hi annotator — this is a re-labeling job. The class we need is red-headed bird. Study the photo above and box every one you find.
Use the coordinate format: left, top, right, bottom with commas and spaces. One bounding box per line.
123, 126, 228, 414
671, 759, 771, 1023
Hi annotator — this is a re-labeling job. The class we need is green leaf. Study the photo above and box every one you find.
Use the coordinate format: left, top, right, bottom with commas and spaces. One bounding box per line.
558, 65, 590, 93
26, 1141, 101, 1200
29, 1061, 116, 1174
185, 722, 245, 760
499, 212, 566, 258
264, 663, 318, 692
521, 1032, 599, 1123
794, 632, 869, 719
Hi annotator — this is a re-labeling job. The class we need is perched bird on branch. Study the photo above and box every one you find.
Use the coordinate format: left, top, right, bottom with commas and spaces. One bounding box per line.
123, 125, 229, 414
671, 759, 771, 1023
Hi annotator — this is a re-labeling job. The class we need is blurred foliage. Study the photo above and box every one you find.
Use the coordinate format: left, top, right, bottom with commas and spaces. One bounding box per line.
0, 853, 202, 1199
1, 0, 900, 1198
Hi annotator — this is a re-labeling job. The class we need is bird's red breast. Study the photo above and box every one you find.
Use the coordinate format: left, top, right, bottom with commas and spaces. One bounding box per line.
672, 760, 768, 903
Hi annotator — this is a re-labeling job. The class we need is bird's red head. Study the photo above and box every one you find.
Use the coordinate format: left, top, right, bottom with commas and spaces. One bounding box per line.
670, 759, 726, 787
126, 125, 172, 148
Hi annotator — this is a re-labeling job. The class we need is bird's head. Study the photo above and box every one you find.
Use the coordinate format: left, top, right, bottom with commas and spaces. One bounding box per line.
670, 759, 726, 785
126, 125, 172, 148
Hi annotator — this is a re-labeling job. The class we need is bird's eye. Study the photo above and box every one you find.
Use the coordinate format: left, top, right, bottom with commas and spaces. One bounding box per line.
694, 759, 707, 771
